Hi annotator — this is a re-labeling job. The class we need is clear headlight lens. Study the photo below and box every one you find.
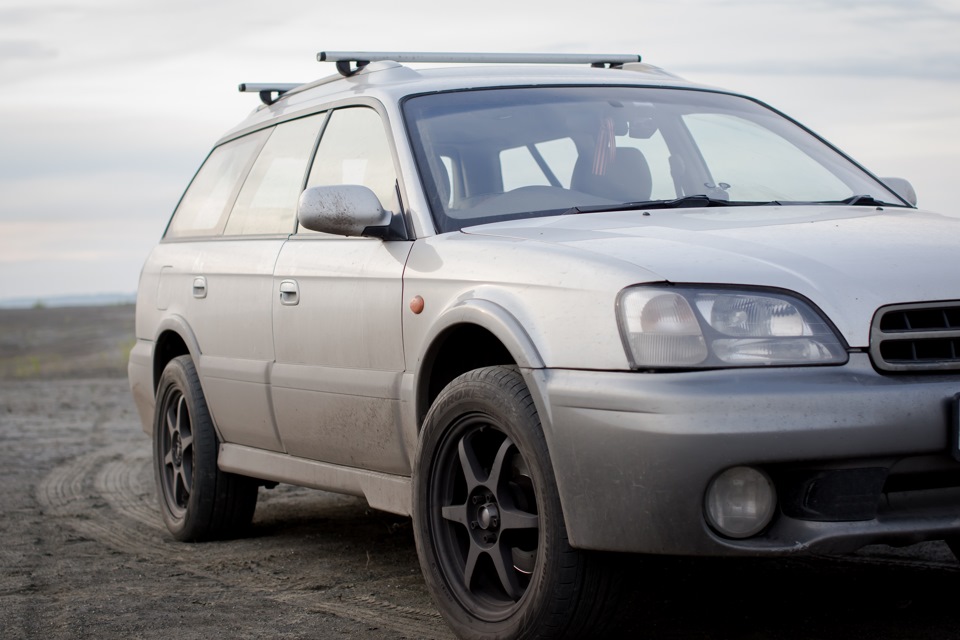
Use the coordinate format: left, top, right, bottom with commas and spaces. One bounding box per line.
619, 289, 707, 366
617, 286, 848, 369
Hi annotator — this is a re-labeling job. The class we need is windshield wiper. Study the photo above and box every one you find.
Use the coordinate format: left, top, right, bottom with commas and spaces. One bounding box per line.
835, 194, 895, 207
564, 194, 773, 215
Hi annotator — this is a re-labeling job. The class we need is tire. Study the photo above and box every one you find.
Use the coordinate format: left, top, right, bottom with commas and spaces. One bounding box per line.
413, 366, 621, 640
153, 355, 258, 541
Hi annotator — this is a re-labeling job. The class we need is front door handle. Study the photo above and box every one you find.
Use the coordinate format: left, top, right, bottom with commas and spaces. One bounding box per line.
279, 280, 300, 306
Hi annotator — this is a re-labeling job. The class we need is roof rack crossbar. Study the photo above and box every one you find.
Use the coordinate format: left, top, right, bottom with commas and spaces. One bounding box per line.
238, 82, 301, 106
318, 51, 642, 76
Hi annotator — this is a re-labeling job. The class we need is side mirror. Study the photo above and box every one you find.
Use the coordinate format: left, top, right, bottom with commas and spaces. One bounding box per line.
881, 177, 918, 207
298, 185, 401, 237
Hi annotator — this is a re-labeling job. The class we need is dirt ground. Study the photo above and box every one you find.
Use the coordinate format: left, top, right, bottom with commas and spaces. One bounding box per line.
1, 304, 959, 639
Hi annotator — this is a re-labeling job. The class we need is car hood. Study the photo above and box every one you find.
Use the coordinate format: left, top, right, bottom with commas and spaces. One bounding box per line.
461, 205, 960, 347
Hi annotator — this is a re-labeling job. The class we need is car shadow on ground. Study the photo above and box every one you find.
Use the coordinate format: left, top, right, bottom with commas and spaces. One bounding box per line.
611, 550, 958, 639
246, 489, 959, 639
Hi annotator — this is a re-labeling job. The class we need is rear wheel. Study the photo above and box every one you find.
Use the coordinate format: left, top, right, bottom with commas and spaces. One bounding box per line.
153, 355, 258, 541
413, 366, 621, 639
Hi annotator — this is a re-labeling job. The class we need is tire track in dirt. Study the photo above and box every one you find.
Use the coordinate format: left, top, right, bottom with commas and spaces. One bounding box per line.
37, 442, 452, 638
276, 591, 448, 638
96, 449, 161, 531
38, 443, 166, 557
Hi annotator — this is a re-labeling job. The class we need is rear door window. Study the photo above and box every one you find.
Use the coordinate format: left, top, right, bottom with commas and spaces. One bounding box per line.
224, 114, 327, 236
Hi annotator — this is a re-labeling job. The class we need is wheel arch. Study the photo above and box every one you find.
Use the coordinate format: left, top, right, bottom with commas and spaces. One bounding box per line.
414, 299, 545, 428
152, 315, 203, 393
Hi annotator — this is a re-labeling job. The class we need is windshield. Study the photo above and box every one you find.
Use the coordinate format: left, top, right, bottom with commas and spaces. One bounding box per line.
402, 86, 906, 232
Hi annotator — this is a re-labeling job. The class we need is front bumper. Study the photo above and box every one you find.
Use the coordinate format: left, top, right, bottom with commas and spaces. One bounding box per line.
528, 353, 960, 556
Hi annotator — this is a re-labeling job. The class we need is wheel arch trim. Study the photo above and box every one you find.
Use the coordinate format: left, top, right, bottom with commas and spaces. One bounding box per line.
149, 318, 232, 448
153, 314, 203, 381
412, 298, 545, 430
417, 298, 545, 371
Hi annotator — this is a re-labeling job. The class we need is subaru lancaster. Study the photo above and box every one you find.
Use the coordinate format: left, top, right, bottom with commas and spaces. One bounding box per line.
129, 52, 960, 639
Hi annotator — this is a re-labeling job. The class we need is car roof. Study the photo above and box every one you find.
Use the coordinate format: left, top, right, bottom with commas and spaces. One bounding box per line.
222, 59, 714, 141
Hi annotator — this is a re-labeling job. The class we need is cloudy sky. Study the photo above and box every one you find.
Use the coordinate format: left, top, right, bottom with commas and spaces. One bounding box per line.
1, 0, 958, 301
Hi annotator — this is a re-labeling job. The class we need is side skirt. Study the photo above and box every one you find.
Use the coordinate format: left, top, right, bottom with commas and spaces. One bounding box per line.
218, 443, 412, 516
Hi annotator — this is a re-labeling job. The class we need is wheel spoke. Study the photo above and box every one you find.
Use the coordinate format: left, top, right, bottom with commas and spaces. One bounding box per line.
497, 505, 539, 532
457, 433, 487, 490
174, 396, 186, 435
491, 540, 523, 601
165, 402, 178, 439
179, 432, 194, 454
441, 503, 470, 527
175, 466, 191, 501
488, 437, 515, 490
462, 543, 481, 590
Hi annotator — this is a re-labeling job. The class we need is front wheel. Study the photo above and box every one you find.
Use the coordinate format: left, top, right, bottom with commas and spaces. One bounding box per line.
413, 366, 620, 640
153, 355, 258, 541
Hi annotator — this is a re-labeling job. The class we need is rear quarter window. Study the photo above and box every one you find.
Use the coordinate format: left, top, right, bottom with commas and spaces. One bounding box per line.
165, 129, 269, 239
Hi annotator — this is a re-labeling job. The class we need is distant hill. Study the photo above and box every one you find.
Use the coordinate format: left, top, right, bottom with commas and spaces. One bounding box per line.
0, 293, 137, 309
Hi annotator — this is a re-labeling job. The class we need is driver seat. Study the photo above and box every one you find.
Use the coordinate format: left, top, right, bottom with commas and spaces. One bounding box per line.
571, 147, 653, 203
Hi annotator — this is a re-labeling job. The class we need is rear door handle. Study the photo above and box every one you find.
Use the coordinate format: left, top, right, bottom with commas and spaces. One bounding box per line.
279, 279, 300, 306
192, 276, 207, 299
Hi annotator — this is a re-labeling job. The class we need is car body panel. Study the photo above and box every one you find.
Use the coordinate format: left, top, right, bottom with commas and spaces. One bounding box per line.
270, 235, 413, 473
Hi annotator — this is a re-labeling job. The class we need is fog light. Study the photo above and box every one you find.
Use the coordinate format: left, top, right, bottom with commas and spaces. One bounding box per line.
705, 466, 776, 539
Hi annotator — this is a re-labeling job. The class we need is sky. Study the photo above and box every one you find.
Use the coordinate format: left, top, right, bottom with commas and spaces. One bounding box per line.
1, 0, 958, 301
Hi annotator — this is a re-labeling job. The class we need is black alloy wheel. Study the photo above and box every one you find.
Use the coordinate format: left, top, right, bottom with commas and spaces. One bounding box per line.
414, 366, 622, 640
157, 383, 194, 520
428, 412, 540, 615
153, 355, 258, 541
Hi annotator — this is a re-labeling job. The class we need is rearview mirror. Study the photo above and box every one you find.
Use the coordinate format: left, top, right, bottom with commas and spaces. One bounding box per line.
297, 185, 393, 236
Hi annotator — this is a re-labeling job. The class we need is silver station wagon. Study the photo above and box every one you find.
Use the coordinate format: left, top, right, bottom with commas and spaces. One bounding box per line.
129, 51, 960, 639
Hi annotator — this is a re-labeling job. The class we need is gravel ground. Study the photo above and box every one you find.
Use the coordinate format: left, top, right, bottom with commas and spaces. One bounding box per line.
1, 305, 959, 639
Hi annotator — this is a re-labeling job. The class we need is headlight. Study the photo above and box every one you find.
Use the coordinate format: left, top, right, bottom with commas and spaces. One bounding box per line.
617, 285, 848, 369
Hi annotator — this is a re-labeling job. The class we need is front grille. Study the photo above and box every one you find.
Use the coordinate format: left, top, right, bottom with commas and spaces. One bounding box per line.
871, 301, 960, 372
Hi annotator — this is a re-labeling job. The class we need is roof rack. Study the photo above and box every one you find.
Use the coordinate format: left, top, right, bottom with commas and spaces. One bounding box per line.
318, 51, 642, 77
238, 82, 302, 106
